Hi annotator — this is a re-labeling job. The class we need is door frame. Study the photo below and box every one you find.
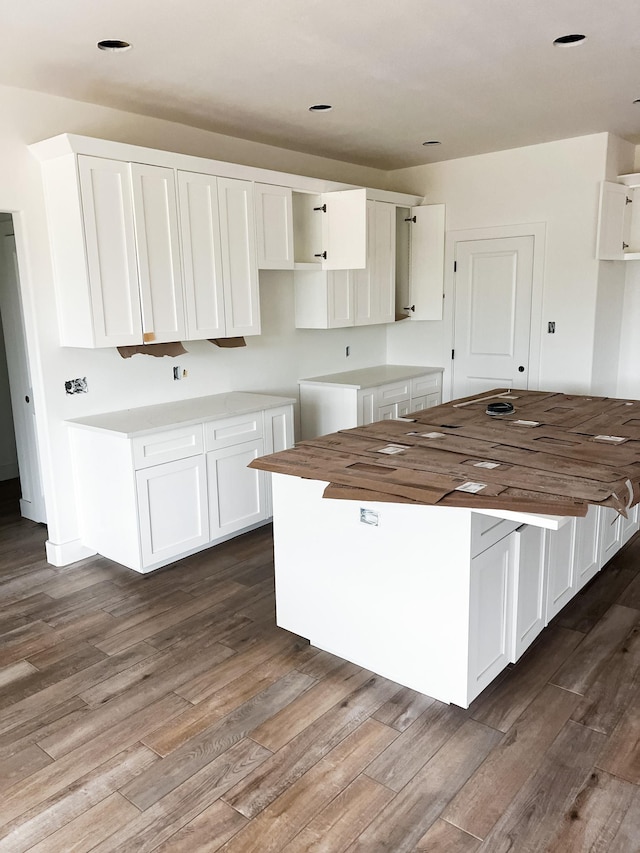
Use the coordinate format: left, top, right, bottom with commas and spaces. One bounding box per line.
0, 213, 47, 522
444, 222, 546, 402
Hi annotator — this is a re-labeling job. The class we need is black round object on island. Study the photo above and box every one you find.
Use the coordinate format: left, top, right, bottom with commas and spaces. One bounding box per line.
486, 401, 515, 416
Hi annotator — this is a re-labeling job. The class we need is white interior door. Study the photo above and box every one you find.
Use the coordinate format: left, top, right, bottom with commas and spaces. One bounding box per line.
453, 236, 534, 399
0, 221, 46, 522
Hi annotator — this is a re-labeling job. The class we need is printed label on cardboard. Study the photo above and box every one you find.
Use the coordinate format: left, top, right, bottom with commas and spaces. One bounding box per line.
456, 481, 487, 493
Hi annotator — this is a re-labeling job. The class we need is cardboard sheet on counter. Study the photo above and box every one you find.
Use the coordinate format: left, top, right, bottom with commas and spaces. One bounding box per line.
252, 388, 640, 516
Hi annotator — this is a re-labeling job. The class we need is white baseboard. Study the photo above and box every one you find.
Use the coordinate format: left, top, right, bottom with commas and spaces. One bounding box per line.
45, 539, 97, 567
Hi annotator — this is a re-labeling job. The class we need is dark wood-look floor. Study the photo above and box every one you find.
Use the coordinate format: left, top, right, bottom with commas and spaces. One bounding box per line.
0, 478, 639, 852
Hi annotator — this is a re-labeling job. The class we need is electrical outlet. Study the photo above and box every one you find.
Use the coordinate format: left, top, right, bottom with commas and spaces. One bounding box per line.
65, 377, 88, 395
173, 366, 182, 381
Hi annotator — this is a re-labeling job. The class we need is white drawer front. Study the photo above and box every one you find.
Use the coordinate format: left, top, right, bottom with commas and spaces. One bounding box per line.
471, 513, 520, 558
205, 412, 263, 451
378, 380, 411, 406
133, 425, 204, 470
411, 372, 442, 398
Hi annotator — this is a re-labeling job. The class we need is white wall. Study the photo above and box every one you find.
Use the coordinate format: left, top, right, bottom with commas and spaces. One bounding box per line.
0, 83, 398, 561
385, 133, 633, 398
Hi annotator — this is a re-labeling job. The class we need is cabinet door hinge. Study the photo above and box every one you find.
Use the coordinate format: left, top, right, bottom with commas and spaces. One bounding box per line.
451, 349, 455, 360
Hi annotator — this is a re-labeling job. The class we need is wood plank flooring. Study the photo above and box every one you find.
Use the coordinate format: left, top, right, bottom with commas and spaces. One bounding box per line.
1, 477, 639, 852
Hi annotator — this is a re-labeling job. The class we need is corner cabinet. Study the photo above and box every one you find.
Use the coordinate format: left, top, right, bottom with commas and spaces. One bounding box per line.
36, 147, 260, 346
298, 365, 443, 439
595, 175, 640, 260
66, 393, 294, 573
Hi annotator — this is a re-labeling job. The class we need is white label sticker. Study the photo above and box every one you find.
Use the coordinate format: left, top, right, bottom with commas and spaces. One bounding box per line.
473, 461, 501, 469
377, 444, 409, 455
455, 481, 487, 493
594, 434, 626, 443
511, 419, 541, 427
406, 431, 446, 439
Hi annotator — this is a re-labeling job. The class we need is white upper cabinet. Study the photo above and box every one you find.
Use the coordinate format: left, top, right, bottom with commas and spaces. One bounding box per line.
353, 200, 395, 325
178, 171, 226, 339
596, 181, 631, 260
322, 189, 367, 270
292, 188, 367, 269
76, 156, 142, 347
255, 183, 294, 269
294, 200, 395, 329
217, 178, 260, 337
178, 172, 260, 339
130, 163, 186, 344
408, 203, 445, 320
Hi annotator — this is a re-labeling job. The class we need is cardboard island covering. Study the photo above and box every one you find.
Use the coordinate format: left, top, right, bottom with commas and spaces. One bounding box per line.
250, 389, 640, 517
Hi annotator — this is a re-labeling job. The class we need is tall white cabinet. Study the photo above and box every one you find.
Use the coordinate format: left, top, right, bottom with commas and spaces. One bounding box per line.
67, 393, 294, 573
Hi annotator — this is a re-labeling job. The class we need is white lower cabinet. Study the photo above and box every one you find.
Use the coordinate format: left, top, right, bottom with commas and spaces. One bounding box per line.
299, 366, 443, 439
545, 517, 577, 623
207, 440, 266, 538
599, 505, 624, 564
468, 533, 514, 698
621, 503, 640, 544
68, 394, 294, 573
136, 455, 209, 567
511, 524, 546, 659
574, 505, 601, 590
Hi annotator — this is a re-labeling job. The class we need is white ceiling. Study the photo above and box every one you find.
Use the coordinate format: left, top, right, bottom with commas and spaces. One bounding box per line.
3, 0, 640, 170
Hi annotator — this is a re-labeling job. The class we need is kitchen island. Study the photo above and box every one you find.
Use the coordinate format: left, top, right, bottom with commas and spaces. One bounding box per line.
253, 389, 640, 706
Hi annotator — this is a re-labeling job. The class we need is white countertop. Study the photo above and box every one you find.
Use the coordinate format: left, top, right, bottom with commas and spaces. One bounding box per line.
298, 364, 443, 390
66, 392, 296, 438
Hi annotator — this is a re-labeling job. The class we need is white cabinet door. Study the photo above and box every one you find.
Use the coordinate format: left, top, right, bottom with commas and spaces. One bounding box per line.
621, 503, 639, 545
377, 403, 398, 420
468, 532, 514, 701
77, 155, 142, 347
263, 404, 295, 517
178, 171, 226, 339
574, 505, 601, 590
599, 506, 623, 566
136, 455, 209, 568
512, 525, 546, 660
255, 183, 294, 269
545, 519, 576, 622
217, 178, 260, 337
321, 188, 367, 270
595, 181, 630, 260
130, 163, 185, 343
357, 388, 377, 426
353, 200, 395, 326
208, 439, 267, 538
409, 203, 445, 321
328, 270, 355, 327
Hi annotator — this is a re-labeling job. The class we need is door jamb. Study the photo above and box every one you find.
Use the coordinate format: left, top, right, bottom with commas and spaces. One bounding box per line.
445, 222, 546, 401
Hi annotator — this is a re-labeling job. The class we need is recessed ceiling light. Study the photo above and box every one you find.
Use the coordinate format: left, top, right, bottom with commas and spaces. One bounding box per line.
97, 39, 132, 52
422, 140, 441, 146
308, 104, 333, 112
553, 34, 586, 46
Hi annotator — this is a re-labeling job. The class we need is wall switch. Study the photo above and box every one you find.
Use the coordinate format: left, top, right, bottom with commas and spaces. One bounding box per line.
548, 321, 556, 334
65, 377, 88, 395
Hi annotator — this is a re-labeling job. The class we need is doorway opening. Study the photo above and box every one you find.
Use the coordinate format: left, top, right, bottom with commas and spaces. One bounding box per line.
0, 212, 46, 524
